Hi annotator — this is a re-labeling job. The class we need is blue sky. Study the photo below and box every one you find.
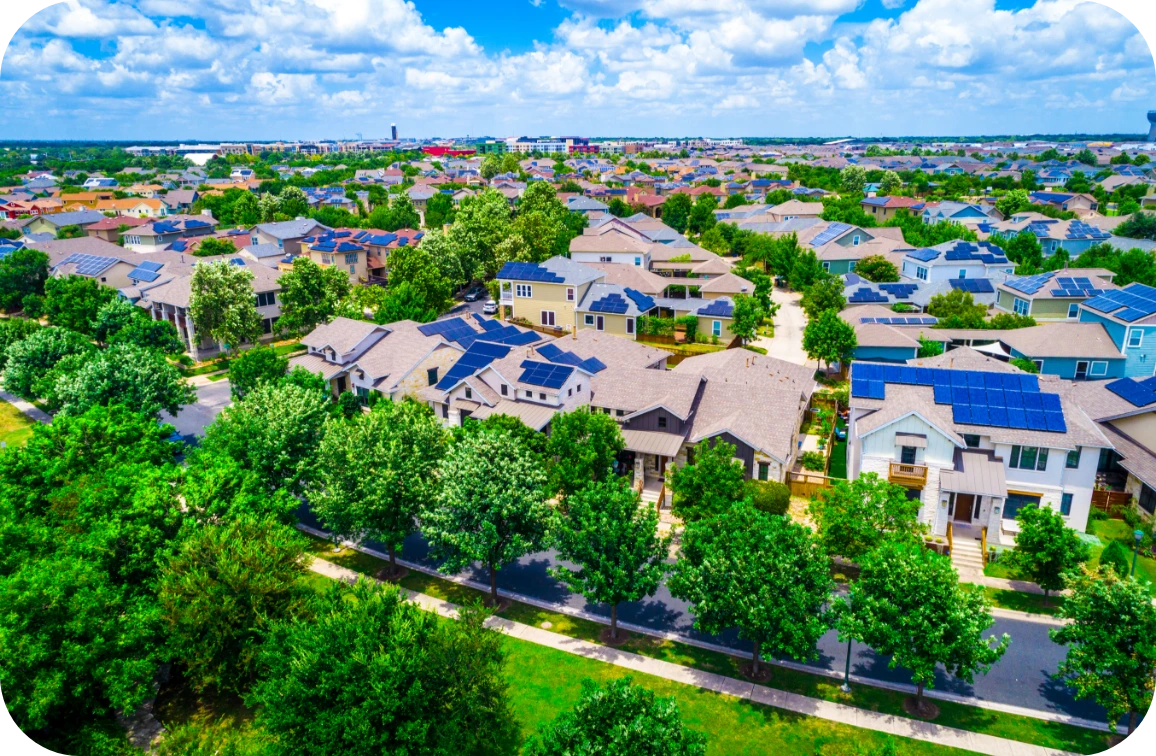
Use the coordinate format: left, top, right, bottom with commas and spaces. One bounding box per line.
0, 0, 1152, 140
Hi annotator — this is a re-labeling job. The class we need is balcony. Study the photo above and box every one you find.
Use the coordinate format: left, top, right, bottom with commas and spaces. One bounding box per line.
889, 462, 928, 488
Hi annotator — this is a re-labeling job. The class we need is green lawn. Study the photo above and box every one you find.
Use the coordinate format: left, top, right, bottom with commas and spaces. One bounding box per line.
984, 517, 1156, 588
982, 587, 1064, 616
302, 535, 1113, 754
177, 341, 305, 377
0, 399, 36, 448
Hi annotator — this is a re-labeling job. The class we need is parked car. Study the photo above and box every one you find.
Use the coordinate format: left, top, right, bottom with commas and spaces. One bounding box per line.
482, 299, 498, 314
464, 287, 485, 302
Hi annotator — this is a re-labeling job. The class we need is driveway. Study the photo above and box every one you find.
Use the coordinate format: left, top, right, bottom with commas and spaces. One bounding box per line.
758, 286, 815, 368
161, 379, 232, 439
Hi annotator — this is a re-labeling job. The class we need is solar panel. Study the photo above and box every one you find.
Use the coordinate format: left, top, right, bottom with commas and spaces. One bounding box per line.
1105, 377, 1156, 407
590, 294, 629, 314
518, 361, 574, 389
878, 283, 918, 298
624, 287, 656, 313
698, 299, 735, 317
848, 288, 888, 304
434, 341, 513, 391
128, 267, 160, 282
59, 253, 118, 276
950, 278, 994, 294
809, 222, 854, 248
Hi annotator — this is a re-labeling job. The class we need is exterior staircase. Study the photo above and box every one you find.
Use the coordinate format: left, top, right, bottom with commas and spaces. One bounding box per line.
950, 535, 985, 576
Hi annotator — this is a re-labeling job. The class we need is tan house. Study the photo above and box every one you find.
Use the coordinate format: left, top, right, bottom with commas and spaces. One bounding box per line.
497, 256, 604, 332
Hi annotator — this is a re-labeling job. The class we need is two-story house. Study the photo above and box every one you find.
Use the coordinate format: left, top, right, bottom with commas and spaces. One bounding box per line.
900, 240, 1013, 284
995, 270, 1118, 320
1078, 282, 1156, 379
497, 256, 604, 331
250, 218, 328, 256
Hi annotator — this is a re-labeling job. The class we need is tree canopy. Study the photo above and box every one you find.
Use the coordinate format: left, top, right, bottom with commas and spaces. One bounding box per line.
546, 407, 625, 497
188, 260, 262, 354
808, 473, 924, 562
669, 438, 747, 522
802, 309, 857, 370
1002, 504, 1090, 601
276, 257, 351, 336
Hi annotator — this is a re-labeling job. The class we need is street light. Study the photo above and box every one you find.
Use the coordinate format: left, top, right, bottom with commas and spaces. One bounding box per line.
1131, 529, 1144, 577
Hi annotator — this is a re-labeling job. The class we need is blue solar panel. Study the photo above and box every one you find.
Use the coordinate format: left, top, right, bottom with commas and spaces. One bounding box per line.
434, 341, 513, 391
950, 278, 994, 294
878, 283, 919, 298
518, 360, 574, 389
933, 384, 952, 404
128, 267, 160, 282
497, 261, 565, 283
624, 288, 656, 313
698, 299, 735, 317
848, 287, 888, 304
136, 260, 163, 272
590, 294, 629, 314
59, 253, 118, 276
1105, 377, 1156, 407
1081, 285, 1156, 322
809, 222, 853, 248
1005, 273, 1054, 295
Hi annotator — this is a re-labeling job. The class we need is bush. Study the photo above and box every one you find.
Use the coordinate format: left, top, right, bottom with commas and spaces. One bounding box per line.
1122, 506, 1141, 528
1100, 539, 1131, 576
800, 451, 826, 471
1010, 357, 1040, 374
745, 479, 790, 516
675, 314, 698, 342
1089, 508, 1108, 522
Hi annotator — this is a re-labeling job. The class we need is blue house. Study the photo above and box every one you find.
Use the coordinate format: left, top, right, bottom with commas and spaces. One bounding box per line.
1078, 283, 1156, 378
996, 323, 1125, 381
921, 201, 990, 226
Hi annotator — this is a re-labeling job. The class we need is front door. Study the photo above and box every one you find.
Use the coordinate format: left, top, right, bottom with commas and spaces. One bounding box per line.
954, 493, 975, 523
335, 375, 347, 394
1075, 361, 1089, 381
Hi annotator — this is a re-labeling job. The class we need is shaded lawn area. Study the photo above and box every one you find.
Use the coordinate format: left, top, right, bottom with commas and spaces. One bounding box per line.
177, 340, 305, 377
0, 399, 36, 448
303, 534, 1113, 755
984, 517, 1156, 588
982, 587, 1064, 617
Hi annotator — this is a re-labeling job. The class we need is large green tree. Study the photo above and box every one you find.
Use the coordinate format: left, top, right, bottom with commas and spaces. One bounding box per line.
421, 429, 550, 605
808, 472, 924, 562
687, 194, 718, 235
2, 325, 95, 400
834, 540, 1009, 716
0, 246, 49, 313
788, 249, 824, 291
312, 399, 446, 574
799, 275, 845, 319
1050, 568, 1156, 734
46, 342, 195, 418
550, 478, 670, 639
670, 502, 834, 677
386, 242, 455, 316
728, 293, 764, 344
228, 344, 289, 401
1002, 504, 1090, 603
276, 257, 351, 336
669, 438, 747, 521
0, 317, 39, 371
525, 678, 706, 756
447, 188, 513, 280
43, 274, 117, 335
802, 309, 857, 371
854, 255, 899, 283
546, 407, 625, 497
663, 193, 693, 234
251, 579, 517, 756
188, 260, 262, 355
927, 288, 987, 328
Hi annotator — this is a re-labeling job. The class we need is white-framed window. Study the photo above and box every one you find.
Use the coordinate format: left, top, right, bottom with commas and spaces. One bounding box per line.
848, 261, 856, 271
464, 387, 473, 400
626, 318, 635, 335
566, 287, 574, 301
1033, 359, 1044, 372
1010, 445, 1049, 471
1128, 328, 1143, 348
584, 314, 595, 326
1068, 303, 1079, 319
344, 253, 357, 264
541, 310, 555, 327
852, 235, 861, 246
515, 283, 532, 298
915, 266, 928, 281
1090, 361, 1108, 377
822, 262, 831, 272
634, 257, 642, 267
1013, 297, 1030, 316
712, 320, 721, 337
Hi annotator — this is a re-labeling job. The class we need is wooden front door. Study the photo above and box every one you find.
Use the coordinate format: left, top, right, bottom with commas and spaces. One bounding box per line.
954, 493, 975, 522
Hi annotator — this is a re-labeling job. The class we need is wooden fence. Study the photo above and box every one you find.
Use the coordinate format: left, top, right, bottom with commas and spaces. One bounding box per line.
787, 470, 833, 498
1091, 490, 1132, 515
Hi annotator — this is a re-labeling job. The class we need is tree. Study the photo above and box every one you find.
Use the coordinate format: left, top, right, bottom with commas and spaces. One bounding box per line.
525, 678, 706, 756
834, 540, 1008, 717
159, 516, 310, 695
479, 154, 501, 180
110, 313, 185, 354
1000, 230, 1043, 271
545, 407, 624, 497
669, 438, 747, 521
43, 274, 117, 334
91, 296, 136, 345
47, 343, 195, 418
723, 193, 748, 209
1050, 569, 1156, 734
228, 344, 288, 400
278, 185, 309, 218
551, 478, 670, 639
927, 288, 987, 328
251, 580, 517, 756
0, 246, 49, 312
1002, 504, 1090, 603
855, 255, 899, 283
799, 276, 845, 319
312, 399, 446, 574
370, 192, 421, 231
767, 232, 800, 278
193, 236, 239, 257
840, 165, 867, 193
421, 429, 550, 606
0, 317, 39, 371
2, 325, 95, 399
233, 190, 261, 225
188, 260, 262, 354
55, 224, 85, 240
1009, 357, 1040, 373
663, 193, 693, 234
802, 309, 857, 371
726, 292, 763, 344
917, 335, 944, 358
996, 189, 1030, 219
788, 249, 824, 291
670, 502, 833, 678
448, 188, 512, 279
1099, 539, 1131, 576
1115, 211, 1156, 241
879, 170, 902, 194
687, 194, 718, 235
386, 242, 455, 315
424, 192, 455, 227
808, 473, 923, 562
276, 257, 351, 336
746, 478, 791, 515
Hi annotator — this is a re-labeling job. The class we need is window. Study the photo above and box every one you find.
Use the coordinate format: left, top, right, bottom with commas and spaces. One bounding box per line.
958, 269, 967, 279
915, 266, 928, 281
1032, 360, 1043, 372
600, 256, 612, 263
900, 446, 917, 464
515, 283, 532, 298
1010, 445, 1049, 471
1068, 303, 1079, 319
441, 403, 448, 419
596, 316, 604, 331
322, 254, 333, 264
848, 261, 857, 271
261, 317, 272, 334
1066, 448, 1081, 468
634, 257, 642, 267
525, 390, 533, 398
541, 310, 555, 327
963, 434, 980, 448
1140, 484, 1156, 515
566, 287, 575, 301
758, 463, 769, 481
657, 416, 667, 429
500, 384, 508, 396
349, 265, 356, 274
1090, 361, 1107, 377
1128, 329, 1143, 349
1003, 492, 1040, 520
1013, 297, 1029, 316
539, 392, 546, 400
626, 318, 635, 335
1060, 493, 1073, 516
852, 235, 861, 246
584, 314, 595, 326
568, 388, 572, 396
822, 262, 831, 272
577, 384, 581, 392
255, 291, 276, 307
464, 388, 472, 400
344, 253, 358, 265
616, 409, 624, 416
712, 320, 721, 337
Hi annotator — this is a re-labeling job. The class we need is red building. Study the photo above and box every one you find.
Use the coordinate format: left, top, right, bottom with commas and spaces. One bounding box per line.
422, 146, 476, 157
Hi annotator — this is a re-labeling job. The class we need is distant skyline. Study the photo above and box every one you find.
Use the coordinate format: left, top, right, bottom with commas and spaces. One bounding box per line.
0, 1, 1154, 141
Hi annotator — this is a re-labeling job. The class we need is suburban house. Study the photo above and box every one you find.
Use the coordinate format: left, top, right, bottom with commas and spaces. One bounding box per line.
847, 353, 1109, 551
569, 219, 654, 267
921, 201, 992, 226
498, 256, 605, 331
17, 209, 106, 237
986, 216, 1111, 256
995, 323, 1126, 381
843, 305, 943, 362
122, 216, 219, 252
995, 270, 1118, 320
250, 218, 328, 256
296, 227, 390, 282
1072, 378, 1156, 515
91, 198, 169, 218
1077, 282, 1156, 378
860, 195, 925, 222
85, 215, 150, 243
900, 240, 1013, 284
1028, 191, 1098, 215
807, 223, 907, 275
161, 189, 199, 213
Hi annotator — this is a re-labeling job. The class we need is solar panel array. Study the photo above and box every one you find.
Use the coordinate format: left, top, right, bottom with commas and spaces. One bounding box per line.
1081, 284, 1156, 323
497, 262, 565, 283
907, 248, 941, 262
943, 242, 1007, 264
878, 283, 918, 298
624, 288, 656, 313
859, 317, 937, 325
950, 278, 994, 294
1105, 376, 1156, 407
1065, 221, 1110, 242
519, 360, 574, 389
851, 363, 1066, 433
848, 287, 888, 304
698, 299, 735, 317
590, 293, 629, 314
59, 253, 117, 276
1049, 276, 1100, 298
1004, 273, 1054, 295
535, 342, 607, 374
128, 266, 161, 283
435, 341, 512, 391
808, 222, 853, 248
418, 317, 477, 342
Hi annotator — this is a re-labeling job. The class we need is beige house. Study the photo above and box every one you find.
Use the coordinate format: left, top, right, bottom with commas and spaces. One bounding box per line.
497, 256, 604, 332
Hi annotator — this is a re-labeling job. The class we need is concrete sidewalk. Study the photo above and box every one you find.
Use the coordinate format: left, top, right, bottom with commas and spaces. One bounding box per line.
0, 389, 50, 424
309, 557, 1084, 756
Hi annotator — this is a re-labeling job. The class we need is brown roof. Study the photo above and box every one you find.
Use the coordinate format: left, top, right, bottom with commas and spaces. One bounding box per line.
996, 323, 1123, 360
300, 317, 388, 356
584, 262, 668, 295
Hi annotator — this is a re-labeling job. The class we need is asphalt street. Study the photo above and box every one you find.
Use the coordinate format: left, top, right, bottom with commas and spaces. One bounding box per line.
297, 506, 1114, 727
160, 378, 232, 440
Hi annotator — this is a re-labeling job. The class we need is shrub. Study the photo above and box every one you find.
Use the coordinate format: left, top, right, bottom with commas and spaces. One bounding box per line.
1010, 357, 1040, 374
800, 451, 826, 471
1122, 506, 1141, 528
675, 314, 698, 342
745, 479, 791, 516
1089, 508, 1108, 522
1100, 539, 1131, 577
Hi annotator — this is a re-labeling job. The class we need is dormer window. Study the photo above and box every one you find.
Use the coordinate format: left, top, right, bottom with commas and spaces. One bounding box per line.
465, 388, 473, 400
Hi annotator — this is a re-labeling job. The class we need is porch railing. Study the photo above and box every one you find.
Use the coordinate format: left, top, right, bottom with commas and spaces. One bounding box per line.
946, 521, 954, 556
888, 462, 928, 487
981, 526, 988, 567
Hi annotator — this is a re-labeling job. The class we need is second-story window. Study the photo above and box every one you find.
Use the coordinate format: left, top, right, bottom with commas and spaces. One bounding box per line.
427, 367, 438, 386
255, 292, 276, 307
516, 283, 532, 298
500, 384, 507, 396
900, 446, 917, 464
962, 434, 980, 448
1066, 449, 1081, 468
657, 416, 667, 429
1128, 329, 1143, 348
566, 287, 575, 301
1010, 445, 1049, 471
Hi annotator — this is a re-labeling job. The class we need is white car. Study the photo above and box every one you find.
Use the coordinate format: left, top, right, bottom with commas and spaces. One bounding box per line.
482, 300, 498, 314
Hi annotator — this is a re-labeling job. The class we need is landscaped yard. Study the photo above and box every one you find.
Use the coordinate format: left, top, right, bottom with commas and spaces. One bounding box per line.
177, 340, 305, 377
0, 399, 36, 448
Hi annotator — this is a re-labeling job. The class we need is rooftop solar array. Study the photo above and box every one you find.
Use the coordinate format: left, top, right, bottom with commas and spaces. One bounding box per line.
1064, 221, 1110, 242
859, 317, 938, 325
590, 293, 629, 314
136, 260, 163, 272
418, 316, 540, 349
59, 253, 118, 276
848, 287, 889, 304
128, 266, 161, 283
1105, 376, 1156, 408
851, 363, 1066, 433
534, 342, 607, 374
1004, 272, 1054, 295
624, 287, 656, 313
878, 283, 918, 298
1049, 276, 1101, 298
497, 261, 565, 283
808, 222, 853, 248
518, 360, 574, 389
943, 242, 1007, 264
1081, 284, 1156, 323
698, 299, 735, 317
435, 341, 512, 391
950, 278, 994, 294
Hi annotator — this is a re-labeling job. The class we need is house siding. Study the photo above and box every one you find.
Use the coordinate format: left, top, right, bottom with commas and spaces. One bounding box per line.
623, 407, 687, 436
508, 280, 594, 331
1081, 309, 1156, 378
1004, 349, 1125, 381
855, 346, 918, 362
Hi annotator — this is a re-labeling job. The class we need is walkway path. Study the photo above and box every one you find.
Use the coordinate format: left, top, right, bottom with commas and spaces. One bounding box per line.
309, 557, 1081, 756
0, 389, 50, 424
756, 286, 815, 367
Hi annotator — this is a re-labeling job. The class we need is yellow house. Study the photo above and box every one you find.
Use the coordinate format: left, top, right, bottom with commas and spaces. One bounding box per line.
497, 256, 605, 331
94, 198, 168, 218
574, 283, 738, 343
298, 228, 374, 282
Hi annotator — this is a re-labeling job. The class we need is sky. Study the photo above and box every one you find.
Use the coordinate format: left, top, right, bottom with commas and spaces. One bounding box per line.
0, 0, 1153, 141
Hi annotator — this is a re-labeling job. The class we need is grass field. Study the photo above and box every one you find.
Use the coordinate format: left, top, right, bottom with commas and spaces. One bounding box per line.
984, 516, 1156, 587
0, 399, 36, 448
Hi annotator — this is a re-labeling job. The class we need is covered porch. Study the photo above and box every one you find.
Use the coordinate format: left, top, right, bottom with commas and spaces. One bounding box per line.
620, 429, 685, 509
937, 449, 1007, 542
